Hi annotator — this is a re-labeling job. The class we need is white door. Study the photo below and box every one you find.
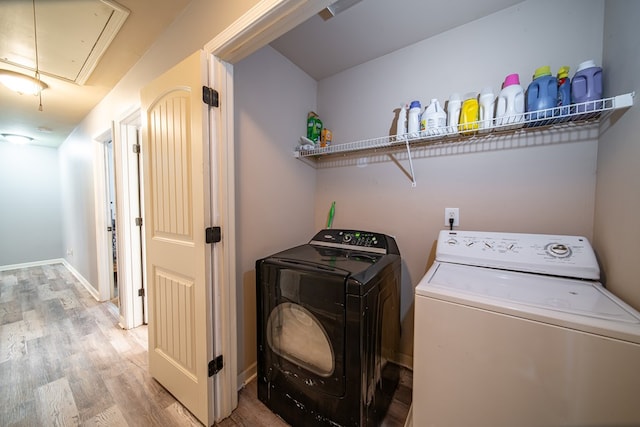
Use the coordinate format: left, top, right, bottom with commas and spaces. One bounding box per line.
140, 50, 215, 426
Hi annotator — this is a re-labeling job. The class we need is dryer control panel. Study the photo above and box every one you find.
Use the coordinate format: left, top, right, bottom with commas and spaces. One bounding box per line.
310, 229, 399, 255
436, 230, 599, 280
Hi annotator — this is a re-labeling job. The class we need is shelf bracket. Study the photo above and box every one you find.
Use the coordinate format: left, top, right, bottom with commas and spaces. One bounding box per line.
404, 138, 417, 187
387, 137, 417, 187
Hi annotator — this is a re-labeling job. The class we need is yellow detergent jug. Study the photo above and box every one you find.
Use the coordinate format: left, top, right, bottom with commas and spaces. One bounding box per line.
459, 92, 478, 135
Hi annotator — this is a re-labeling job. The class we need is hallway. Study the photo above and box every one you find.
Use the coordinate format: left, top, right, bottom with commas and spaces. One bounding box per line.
0, 264, 201, 425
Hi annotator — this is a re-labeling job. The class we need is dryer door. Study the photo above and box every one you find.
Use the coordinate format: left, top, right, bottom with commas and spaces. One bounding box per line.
257, 259, 348, 397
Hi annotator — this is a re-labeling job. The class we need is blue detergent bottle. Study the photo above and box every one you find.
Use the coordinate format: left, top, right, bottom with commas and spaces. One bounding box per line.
526, 66, 557, 126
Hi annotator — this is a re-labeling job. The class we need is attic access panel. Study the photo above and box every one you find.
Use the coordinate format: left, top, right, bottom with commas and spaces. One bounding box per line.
0, 0, 129, 85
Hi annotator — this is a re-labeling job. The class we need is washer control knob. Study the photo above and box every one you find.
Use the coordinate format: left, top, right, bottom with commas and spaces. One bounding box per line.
549, 243, 570, 257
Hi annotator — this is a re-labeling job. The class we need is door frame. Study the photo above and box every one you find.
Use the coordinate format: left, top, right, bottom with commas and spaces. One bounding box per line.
93, 127, 117, 305
95, 112, 147, 329
203, 0, 334, 420
113, 107, 146, 329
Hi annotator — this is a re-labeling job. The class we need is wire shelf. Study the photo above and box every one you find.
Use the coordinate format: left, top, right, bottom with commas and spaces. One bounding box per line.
294, 93, 634, 160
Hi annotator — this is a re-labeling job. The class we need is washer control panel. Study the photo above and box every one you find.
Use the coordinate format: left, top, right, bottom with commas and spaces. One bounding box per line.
310, 229, 397, 254
437, 230, 600, 280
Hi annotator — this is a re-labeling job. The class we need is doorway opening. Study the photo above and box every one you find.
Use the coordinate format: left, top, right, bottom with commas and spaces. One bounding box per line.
95, 118, 146, 329
106, 139, 119, 308
113, 109, 147, 329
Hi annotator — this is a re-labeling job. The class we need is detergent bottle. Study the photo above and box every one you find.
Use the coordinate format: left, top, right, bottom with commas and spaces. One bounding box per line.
447, 93, 462, 135
478, 87, 495, 134
306, 112, 323, 143
459, 92, 478, 135
526, 66, 557, 126
495, 73, 525, 130
557, 66, 571, 120
421, 98, 447, 136
572, 60, 603, 114
407, 100, 421, 138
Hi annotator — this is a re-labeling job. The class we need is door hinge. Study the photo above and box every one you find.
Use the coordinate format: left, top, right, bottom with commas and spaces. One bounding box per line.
202, 86, 219, 108
138, 288, 145, 297
135, 217, 143, 226
132, 143, 140, 154
205, 226, 221, 244
208, 355, 223, 377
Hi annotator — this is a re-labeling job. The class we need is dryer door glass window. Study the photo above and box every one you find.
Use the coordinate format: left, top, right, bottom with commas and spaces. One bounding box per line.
267, 302, 334, 376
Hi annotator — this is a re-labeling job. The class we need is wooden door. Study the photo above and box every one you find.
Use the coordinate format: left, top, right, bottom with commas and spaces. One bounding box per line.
140, 50, 214, 426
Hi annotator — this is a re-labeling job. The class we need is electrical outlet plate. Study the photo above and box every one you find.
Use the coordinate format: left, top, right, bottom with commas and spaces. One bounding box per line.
444, 208, 460, 226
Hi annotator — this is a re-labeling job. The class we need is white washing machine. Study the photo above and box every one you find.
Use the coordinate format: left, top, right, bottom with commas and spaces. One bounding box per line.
412, 230, 640, 427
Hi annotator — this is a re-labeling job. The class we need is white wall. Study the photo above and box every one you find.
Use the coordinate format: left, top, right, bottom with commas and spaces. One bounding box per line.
594, 0, 640, 310
58, 133, 99, 288
0, 142, 63, 266
234, 45, 317, 378
315, 0, 605, 364
58, 0, 260, 288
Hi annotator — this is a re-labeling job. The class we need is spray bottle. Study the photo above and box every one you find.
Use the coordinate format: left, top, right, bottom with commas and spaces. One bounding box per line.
396, 103, 408, 139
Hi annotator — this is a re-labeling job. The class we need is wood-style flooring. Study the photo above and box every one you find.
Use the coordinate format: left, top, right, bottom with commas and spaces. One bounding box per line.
0, 264, 412, 426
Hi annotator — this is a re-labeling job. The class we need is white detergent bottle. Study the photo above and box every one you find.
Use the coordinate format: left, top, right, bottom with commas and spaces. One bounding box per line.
407, 100, 421, 138
495, 73, 525, 130
478, 86, 495, 134
396, 103, 408, 139
447, 93, 462, 135
422, 98, 447, 136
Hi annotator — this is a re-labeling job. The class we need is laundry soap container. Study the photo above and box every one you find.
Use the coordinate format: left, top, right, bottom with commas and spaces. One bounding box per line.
495, 73, 525, 130
478, 87, 495, 133
526, 66, 557, 126
459, 93, 478, 135
447, 93, 462, 135
407, 100, 422, 138
421, 98, 447, 136
557, 66, 571, 119
572, 60, 603, 113
307, 112, 323, 144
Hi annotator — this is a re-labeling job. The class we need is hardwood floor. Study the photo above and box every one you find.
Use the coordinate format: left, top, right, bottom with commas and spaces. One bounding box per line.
0, 264, 412, 426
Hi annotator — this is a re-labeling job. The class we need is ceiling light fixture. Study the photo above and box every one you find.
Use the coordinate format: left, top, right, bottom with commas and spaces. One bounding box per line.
2, 133, 34, 145
0, 69, 48, 95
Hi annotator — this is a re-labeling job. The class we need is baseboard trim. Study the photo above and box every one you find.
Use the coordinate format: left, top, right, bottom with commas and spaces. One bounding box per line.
60, 260, 101, 301
237, 362, 257, 390
0, 258, 65, 272
394, 353, 413, 371
0, 258, 100, 301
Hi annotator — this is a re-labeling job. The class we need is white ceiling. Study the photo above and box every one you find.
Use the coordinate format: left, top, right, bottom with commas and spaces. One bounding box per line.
271, 0, 524, 81
0, 0, 190, 148
0, 0, 128, 84
0, 0, 524, 149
